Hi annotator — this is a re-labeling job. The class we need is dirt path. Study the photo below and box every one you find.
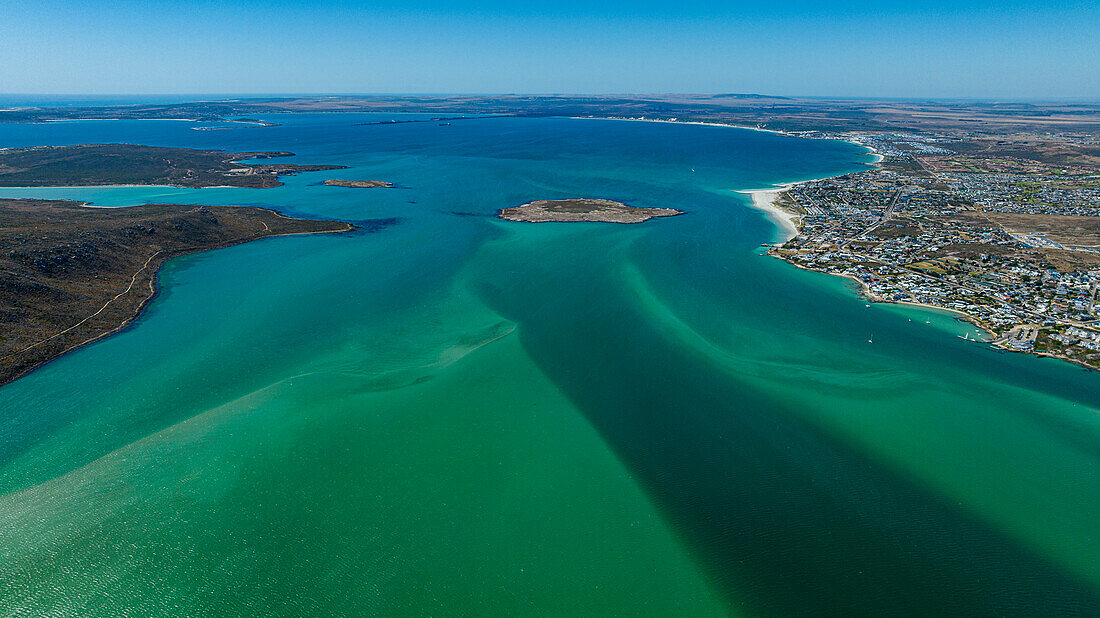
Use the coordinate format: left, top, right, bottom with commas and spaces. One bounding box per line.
7, 251, 164, 358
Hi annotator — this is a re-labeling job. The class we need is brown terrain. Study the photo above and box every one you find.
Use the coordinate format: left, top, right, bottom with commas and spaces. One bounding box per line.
323, 179, 395, 188
0, 198, 353, 385
986, 213, 1100, 270
5, 95, 1099, 134
0, 143, 346, 189
985, 213, 1100, 248
499, 198, 683, 223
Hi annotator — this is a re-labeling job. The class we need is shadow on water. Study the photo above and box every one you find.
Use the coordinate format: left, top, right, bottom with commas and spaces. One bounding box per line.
473, 228, 1100, 615
518, 322, 1098, 613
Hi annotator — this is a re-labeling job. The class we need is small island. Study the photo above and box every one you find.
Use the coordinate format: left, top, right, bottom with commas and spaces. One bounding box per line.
0, 144, 347, 189
499, 199, 682, 223
323, 180, 394, 188
0, 198, 354, 385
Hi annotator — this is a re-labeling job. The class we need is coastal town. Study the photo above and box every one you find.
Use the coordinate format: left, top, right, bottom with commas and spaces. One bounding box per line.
756, 130, 1100, 369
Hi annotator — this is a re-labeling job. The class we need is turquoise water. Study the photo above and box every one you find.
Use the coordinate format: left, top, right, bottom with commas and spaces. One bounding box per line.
0, 115, 1097, 615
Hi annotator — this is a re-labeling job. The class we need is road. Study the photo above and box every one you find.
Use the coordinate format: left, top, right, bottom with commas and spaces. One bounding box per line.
829, 250, 1100, 333
840, 188, 904, 248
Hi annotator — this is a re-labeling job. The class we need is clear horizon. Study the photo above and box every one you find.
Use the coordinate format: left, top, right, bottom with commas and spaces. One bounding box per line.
1, 1, 1098, 99
3, 93, 1100, 103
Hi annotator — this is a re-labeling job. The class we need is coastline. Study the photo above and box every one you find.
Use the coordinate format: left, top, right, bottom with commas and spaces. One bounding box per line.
567, 116, 885, 245
44, 118, 198, 122
498, 198, 682, 224
0, 183, 273, 190
582, 118, 1007, 352
569, 115, 885, 167
1, 183, 207, 189
0, 213, 355, 388
736, 186, 802, 241
698, 125, 1092, 372
724, 133, 1067, 363
568, 115, 785, 136
772, 245, 1097, 371
733, 171, 851, 242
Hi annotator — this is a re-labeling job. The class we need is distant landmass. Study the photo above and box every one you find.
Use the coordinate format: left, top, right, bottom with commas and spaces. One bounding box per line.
0, 144, 346, 189
3, 94, 1099, 137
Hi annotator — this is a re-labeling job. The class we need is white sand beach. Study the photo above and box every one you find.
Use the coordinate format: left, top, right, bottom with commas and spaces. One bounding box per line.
736, 185, 802, 242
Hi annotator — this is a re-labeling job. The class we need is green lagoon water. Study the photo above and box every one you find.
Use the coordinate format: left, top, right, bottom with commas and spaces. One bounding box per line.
0, 115, 1097, 615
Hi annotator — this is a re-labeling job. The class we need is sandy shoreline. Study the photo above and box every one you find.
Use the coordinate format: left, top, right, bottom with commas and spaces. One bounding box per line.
569, 116, 885, 166
736, 186, 802, 241
569, 115, 784, 135
733, 172, 842, 243
568, 115, 884, 244
732, 143, 881, 244
568, 117, 1091, 370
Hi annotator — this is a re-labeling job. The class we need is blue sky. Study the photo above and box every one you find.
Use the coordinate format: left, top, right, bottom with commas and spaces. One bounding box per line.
1, 0, 1096, 98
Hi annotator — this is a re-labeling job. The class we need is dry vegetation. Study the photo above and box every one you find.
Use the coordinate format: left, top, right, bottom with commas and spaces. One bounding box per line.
6, 95, 1099, 135
0, 144, 346, 188
0, 198, 352, 384
499, 198, 682, 223
985, 213, 1100, 247
323, 179, 394, 188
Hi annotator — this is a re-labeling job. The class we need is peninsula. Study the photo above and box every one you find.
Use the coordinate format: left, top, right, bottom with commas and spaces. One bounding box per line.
0, 198, 354, 385
0, 144, 346, 189
757, 131, 1100, 370
323, 179, 394, 188
499, 198, 682, 223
